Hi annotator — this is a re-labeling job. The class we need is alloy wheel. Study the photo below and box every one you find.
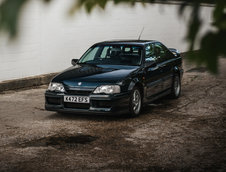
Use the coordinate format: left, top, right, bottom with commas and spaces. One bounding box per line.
132, 89, 141, 115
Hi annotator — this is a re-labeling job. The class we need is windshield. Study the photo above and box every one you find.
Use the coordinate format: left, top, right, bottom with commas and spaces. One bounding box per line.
78, 45, 143, 66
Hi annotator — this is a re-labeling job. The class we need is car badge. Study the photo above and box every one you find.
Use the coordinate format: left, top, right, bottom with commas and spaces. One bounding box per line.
78, 82, 82, 86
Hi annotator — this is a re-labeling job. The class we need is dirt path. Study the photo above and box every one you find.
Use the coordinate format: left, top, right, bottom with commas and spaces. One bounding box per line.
0, 59, 225, 171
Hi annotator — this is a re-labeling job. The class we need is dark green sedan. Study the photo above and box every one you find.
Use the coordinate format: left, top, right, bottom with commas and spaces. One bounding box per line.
45, 40, 183, 116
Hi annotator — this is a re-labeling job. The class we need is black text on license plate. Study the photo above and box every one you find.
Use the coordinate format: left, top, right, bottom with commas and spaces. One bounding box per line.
64, 96, 90, 104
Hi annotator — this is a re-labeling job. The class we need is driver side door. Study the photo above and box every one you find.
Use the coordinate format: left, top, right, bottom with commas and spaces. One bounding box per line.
144, 43, 163, 98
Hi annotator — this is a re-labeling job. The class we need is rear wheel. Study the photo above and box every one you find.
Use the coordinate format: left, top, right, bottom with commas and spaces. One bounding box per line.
129, 87, 142, 117
170, 74, 181, 98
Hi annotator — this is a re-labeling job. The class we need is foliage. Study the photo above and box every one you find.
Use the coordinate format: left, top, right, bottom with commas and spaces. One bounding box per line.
0, 0, 27, 37
0, 0, 225, 73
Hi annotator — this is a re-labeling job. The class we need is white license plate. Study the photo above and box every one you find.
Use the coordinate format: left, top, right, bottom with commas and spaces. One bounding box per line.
64, 96, 90, 104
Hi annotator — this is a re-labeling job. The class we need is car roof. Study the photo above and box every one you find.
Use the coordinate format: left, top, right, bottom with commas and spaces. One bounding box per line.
94, 40, 157, 46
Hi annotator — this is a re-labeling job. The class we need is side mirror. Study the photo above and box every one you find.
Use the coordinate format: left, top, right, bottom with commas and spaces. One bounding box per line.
144, 59, 157, 68
172, 51, 180, 57
71, 59, 78, 66
175, 52, 180, 57
169, 48, 180, 57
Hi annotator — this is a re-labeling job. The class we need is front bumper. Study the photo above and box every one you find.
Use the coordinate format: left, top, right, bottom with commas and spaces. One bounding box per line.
45, 91, 130, 114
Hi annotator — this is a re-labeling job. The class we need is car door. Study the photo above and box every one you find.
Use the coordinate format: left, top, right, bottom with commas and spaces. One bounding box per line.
154, 42, 174, 91
144, 43, 163, 98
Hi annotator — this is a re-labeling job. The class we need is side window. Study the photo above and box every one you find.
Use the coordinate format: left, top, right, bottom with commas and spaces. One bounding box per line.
154, 43, 167, 63
145, 44, 155, 62
100, 46, 110, 58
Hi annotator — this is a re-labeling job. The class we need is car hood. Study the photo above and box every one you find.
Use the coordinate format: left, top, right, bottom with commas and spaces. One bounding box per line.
52, 64, 139, 88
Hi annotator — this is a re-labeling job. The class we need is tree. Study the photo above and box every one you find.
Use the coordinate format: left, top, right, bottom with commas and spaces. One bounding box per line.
0, 0, 225, 73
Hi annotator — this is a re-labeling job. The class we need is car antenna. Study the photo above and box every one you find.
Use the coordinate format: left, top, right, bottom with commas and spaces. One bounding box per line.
138, 27, 144, 40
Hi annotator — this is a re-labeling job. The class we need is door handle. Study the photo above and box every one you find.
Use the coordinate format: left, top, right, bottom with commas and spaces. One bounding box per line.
148, 66, 158, 71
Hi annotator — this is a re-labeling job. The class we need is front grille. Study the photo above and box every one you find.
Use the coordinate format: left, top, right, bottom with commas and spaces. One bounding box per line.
47, 97, 61, 105
66, 90, 92, 96
64, 102, 90, 109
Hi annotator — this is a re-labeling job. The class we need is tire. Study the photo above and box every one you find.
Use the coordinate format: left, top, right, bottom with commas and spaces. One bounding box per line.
170, 74, 181, 98
129, 87, 142, 117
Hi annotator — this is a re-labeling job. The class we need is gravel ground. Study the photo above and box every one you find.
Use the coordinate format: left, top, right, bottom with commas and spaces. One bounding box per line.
0, 59, 225, 172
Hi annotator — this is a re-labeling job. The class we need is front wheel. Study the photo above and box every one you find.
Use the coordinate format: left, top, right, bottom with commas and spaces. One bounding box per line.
170, 74, 181, 98
129, 87, 142, 117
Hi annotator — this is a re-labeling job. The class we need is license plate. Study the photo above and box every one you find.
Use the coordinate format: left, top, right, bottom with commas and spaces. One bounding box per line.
64, 96, 90, 104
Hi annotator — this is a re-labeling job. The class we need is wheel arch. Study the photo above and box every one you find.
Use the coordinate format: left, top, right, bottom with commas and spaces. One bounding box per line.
173, 66, 181, 78
128, 79, 144, 99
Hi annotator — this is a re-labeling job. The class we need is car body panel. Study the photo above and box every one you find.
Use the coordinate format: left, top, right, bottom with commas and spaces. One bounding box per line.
53, 65, 139, 87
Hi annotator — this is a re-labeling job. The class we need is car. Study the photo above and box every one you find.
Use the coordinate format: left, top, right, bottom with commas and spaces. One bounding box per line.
45, 40, 183, 116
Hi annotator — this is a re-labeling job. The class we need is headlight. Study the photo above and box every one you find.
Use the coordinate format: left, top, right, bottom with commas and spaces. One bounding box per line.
48, 82, 65, 92
93, 85, 120, 94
